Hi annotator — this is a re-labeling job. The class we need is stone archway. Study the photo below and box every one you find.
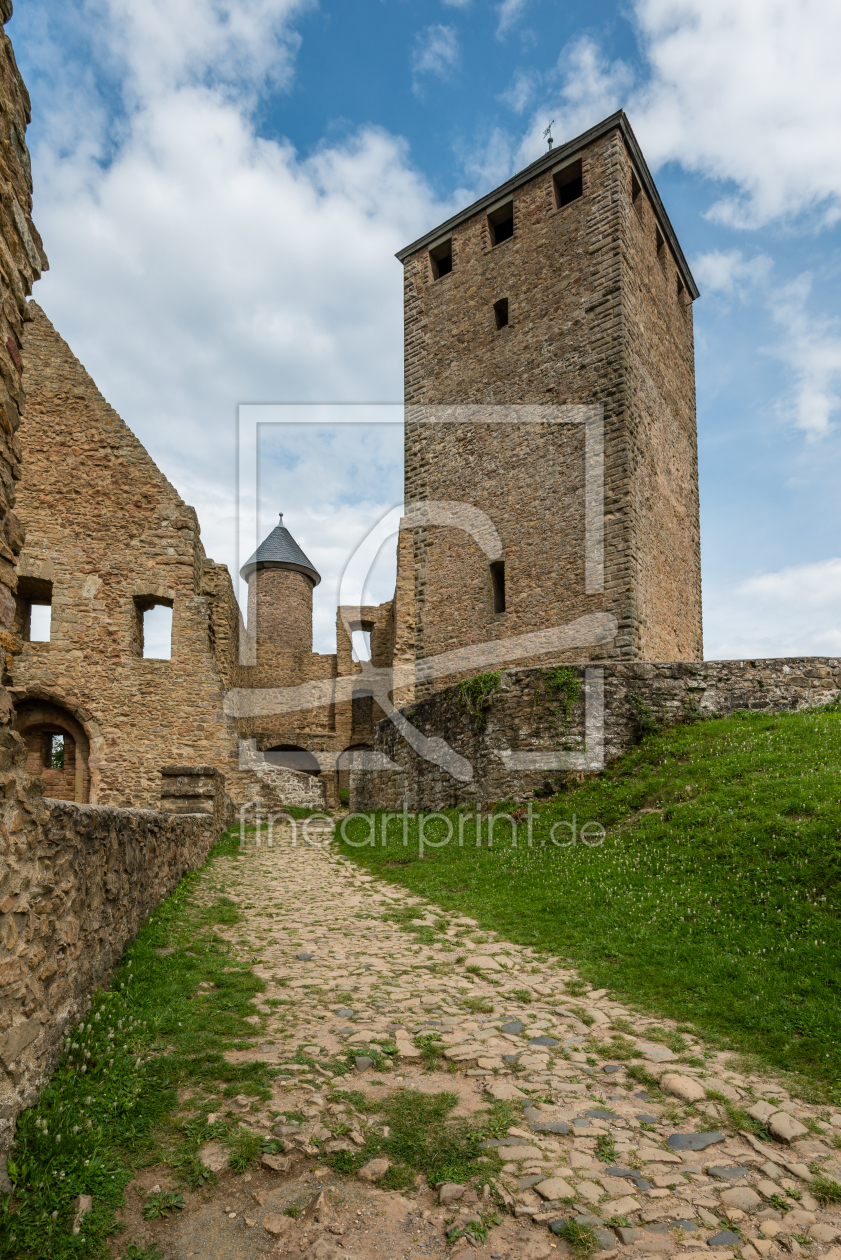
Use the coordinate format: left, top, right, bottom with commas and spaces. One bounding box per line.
264, 744, 322, 776
336, 744, 373, 795
14, 699, 91, 802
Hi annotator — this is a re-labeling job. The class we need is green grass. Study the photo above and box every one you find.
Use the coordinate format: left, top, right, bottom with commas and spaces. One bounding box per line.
0, 828, 278, 1259
324, 1091, 512, 1190
556, 1220, 598, 1259
337, 708, 841, 1095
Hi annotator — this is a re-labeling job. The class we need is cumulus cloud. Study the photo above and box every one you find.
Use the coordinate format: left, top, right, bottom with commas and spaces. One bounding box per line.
769, 278, 841, 439
704, 558, 841, 660
411, 24, 460, 89
18, 0, 460, 648
632, 0, 841, 228
691, 250, 772, 299
506, 0, 841, 229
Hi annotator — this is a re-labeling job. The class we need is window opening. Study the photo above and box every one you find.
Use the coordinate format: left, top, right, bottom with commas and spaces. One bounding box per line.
429, 238, 452, 279
631, 172, 643, 219
49, 733, 64, 769
351, 628, 371, 662
554, 158, 583, 208
134, 598, 173, 659
488, 201, 514, 246
656, 228, 667, 270
494, 298, 509, 330
29, 603, 52, 642
16, 575, 53, 643
491, 560, 506, 613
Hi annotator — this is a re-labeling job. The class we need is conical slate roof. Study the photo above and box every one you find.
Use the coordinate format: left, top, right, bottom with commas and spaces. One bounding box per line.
240, 514, 321, 586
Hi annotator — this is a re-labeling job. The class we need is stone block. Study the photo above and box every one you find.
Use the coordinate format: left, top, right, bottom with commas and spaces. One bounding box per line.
660, 1074, 706, 1103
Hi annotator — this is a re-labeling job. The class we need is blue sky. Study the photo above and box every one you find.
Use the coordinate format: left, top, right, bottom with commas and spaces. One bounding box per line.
8, 0, 841, 656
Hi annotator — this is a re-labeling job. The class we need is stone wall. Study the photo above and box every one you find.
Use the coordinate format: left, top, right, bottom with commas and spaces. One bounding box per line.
0, 774, 219, 1161
393, 114, 701, 690
13, 305, 245, 808
351, 657, 841, 812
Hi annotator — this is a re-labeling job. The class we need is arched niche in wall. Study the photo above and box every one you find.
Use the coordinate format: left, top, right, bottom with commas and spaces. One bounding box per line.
14, 699, 91, 803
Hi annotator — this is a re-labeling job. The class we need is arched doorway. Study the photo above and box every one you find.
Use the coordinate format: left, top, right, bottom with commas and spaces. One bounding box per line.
264, 745, 322, 776
336, 744, 373, 795
14, 700, 91, 802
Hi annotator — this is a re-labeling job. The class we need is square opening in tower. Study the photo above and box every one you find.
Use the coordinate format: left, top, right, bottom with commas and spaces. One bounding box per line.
554, 158, 583, 208
429, 238, 453, 279
487, 200, 514, 246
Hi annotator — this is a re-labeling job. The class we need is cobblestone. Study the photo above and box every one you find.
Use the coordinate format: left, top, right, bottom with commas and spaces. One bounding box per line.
160, 825, 841, 1260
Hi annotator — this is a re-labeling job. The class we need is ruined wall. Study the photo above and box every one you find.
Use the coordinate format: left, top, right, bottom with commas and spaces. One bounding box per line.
13, 305, 243, 808
352, 657, 841, 812
0, 4, 47, 694
395, 117, 701, 687
0, 785, 218, 1160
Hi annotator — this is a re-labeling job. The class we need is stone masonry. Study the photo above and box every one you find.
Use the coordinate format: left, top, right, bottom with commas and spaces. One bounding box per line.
14, 304, 322, 812
392, 112, 702, 700
0, 790, 219, 1162
352, 657, 841, 812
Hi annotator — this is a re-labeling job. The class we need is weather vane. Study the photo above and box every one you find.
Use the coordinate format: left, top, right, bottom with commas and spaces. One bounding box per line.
544, 120, 555, 151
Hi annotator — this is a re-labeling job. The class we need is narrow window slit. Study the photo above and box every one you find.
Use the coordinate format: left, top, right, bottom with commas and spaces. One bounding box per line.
494, 298, 509, 329
491, 560, 506, 613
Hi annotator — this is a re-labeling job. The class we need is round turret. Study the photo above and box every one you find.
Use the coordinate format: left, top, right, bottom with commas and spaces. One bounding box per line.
241, 513, 320, 652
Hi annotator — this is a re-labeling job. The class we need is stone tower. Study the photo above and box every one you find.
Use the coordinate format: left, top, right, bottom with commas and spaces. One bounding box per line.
241, 513, 321, 654
393, 110, 702, 689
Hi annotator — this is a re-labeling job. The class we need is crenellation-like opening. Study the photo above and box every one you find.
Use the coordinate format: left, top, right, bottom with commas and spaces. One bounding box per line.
553, 158, 583, 209
488, 200, 514, 246
656, 227, 667, 271
429, 238, 453, 279
493, 298, 509, 330
631, 171, 643, 219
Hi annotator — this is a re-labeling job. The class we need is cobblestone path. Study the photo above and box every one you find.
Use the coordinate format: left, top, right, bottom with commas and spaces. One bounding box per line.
154, 826, 841, 1260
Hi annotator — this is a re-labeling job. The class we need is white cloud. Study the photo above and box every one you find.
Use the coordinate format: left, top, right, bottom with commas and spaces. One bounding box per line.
411, 24, 460, 87
515, 37, 631, 165
441, 0, 471, 7
691, 250, 772, 299
632, 0, 841, 228
21, 0, 461, 650
499, 67, 540, 114
506, 0, 841, 229
496, 0, 528, 39
769, 277, 841, 439
738, 558, 841, 608
705, 558, 841, 660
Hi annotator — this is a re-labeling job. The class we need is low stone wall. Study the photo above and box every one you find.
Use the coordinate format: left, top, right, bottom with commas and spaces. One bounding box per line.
0, 795, 219, 1165
351, 657, 841, 812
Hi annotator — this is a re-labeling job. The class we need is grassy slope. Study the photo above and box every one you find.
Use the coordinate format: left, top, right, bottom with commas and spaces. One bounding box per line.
338, 708, 841, 1096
